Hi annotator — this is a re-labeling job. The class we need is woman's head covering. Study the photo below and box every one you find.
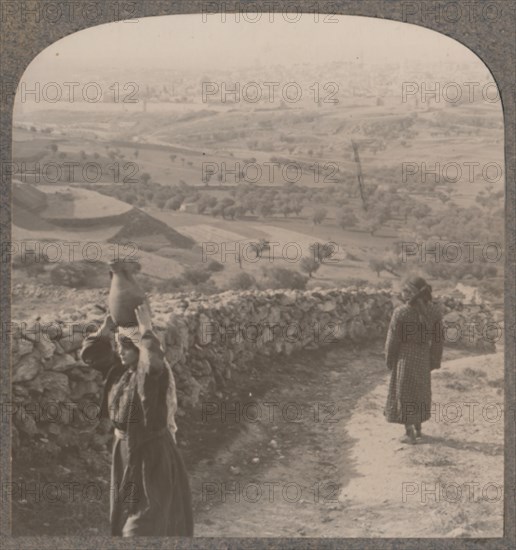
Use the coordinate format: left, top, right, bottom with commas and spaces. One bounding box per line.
400, 275, 432, 303
115, 324, 179, 438
115, 325, 141, 351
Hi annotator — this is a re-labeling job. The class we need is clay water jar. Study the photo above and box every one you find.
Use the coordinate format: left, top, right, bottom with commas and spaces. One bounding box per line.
108, 260, 145, 327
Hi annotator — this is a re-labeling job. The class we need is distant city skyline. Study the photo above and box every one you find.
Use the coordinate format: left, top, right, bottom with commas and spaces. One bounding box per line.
22, 14, 489, 82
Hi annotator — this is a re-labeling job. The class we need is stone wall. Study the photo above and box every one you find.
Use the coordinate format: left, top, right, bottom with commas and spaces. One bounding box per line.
10, 288, 497, 453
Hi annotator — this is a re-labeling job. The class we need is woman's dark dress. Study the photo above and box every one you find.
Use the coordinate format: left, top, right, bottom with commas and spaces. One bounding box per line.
384, 302, 444, 425
80, 329, 193, 536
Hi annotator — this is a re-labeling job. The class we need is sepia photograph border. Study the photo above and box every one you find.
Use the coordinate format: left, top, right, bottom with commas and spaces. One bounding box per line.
0, 0, 514, 548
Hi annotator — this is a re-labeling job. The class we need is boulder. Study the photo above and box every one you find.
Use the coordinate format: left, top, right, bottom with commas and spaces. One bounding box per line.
443, 310, 462, 324
14, 412, 38, 436
67, 366, 100, 381
35, 338, 56, 360
58, 334, 85, 353
28, 371, 69, 402
13, 384, 30, 398
13, 355, 41, 383
12, 337, 33, 360
70, 379, 101, 400
319, 299, 337, 312
46, 353, 78, 372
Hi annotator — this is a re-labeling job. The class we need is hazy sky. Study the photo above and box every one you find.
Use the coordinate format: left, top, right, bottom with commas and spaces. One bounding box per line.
23, 13, 485, 80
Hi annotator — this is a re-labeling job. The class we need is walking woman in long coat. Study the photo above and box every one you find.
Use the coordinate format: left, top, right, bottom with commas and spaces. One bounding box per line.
80, 303, 194, 536
384, 275, 444, 443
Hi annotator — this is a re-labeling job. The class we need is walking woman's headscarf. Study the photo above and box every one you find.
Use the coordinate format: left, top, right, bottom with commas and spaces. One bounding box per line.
116, 325, 179, 438
400, 275, 433, 324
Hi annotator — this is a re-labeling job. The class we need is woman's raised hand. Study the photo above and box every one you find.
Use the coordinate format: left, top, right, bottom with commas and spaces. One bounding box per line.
135, 302, 153, 334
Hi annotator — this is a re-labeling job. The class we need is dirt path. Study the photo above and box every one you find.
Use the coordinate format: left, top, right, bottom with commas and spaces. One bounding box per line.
12, 342, 503, 537
190, 345, 504, 538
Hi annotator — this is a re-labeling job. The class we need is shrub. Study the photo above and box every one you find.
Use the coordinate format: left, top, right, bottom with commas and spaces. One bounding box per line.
165, 196, 183, 210
158, 277, 184, 292
259, 202, 274, 218
197, 195, 217, 214
205, 260, 224, 273
261, 267, 308, 290
208, 205, 220, 217
50, 264, 88, 288
337, 207, 358, 229
182, 267, 211, 285
196, 280, 220, 295
299, 257, 320, 278
121, 192, 138, 205
369, 258, 385, 277
312, 207, 328, 225
25, 261, 48, 276
228, 272, 256, 290
309, 242, 335, 263
49, 261, 109, 288
477, 277, 503, 303
13, 251, 49, 273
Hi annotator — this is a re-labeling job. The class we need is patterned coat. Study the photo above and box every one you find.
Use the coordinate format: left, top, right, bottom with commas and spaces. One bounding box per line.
384, 302, 444, 425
